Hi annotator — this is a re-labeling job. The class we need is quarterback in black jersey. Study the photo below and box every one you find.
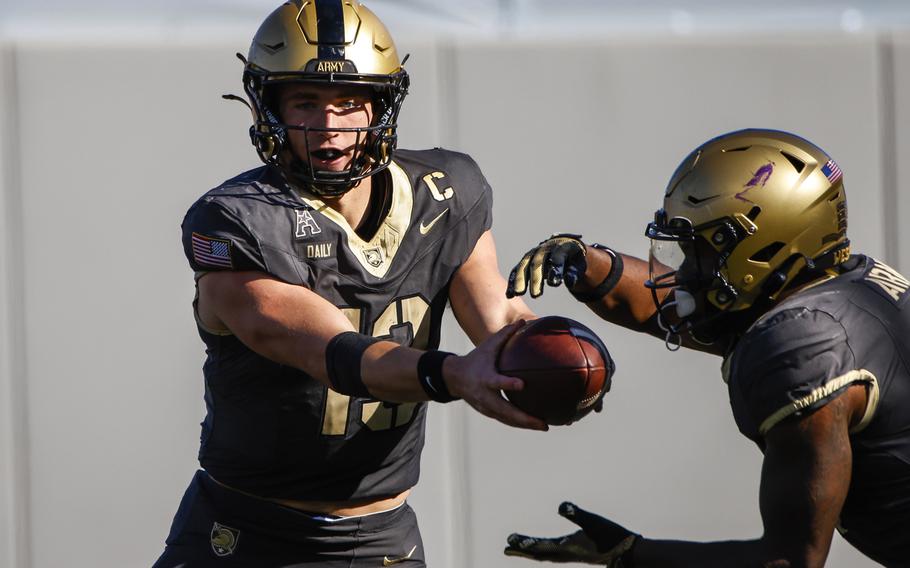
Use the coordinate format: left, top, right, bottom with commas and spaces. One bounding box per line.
154, 2, 544, 567
505, 130, 910, 567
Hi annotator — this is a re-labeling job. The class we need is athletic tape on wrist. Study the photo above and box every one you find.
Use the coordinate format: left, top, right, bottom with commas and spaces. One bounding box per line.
325, 331, 379, 398
417, 350, 459, 403
570, 245, 624, 303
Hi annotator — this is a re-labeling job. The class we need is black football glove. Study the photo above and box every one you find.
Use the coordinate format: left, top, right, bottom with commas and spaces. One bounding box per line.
507, 234, 587, 298
504, 502, 639, 566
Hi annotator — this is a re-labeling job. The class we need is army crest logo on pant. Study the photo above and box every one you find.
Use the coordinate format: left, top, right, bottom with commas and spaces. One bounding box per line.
211, 522, 240, 557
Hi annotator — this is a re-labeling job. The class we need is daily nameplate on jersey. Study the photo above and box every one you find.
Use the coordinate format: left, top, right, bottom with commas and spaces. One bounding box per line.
862, 259, 910, 307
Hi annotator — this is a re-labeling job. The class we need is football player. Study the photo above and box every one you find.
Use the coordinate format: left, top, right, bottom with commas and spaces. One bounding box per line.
152, 1, 545, 566
505, 129, 910, 567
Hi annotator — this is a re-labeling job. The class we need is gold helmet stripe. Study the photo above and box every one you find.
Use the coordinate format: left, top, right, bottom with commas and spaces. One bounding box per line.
315, 0, 346, 60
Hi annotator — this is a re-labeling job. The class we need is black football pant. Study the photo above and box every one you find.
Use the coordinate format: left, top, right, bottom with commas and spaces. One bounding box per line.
152, 470, 426, 567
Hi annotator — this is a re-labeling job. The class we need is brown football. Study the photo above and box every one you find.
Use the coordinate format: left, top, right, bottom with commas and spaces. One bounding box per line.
497, 316, 614, 426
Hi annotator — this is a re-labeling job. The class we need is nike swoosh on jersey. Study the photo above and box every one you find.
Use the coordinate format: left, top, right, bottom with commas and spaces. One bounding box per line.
419, 208, 449, 235
383, 544, 418, 566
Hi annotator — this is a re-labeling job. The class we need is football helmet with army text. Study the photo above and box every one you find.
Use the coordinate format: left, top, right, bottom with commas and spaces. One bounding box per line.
645, 129, 850, 345
236, 0, 409, 196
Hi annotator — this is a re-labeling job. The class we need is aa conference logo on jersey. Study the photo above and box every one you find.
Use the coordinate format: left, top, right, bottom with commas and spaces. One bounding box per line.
210, 522, 240, 557
295, 209, 322, 238
295, 208, 336, 260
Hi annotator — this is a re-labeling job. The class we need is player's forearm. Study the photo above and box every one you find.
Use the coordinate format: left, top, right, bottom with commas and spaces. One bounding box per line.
573, 247, 665, 336
359, 341, 434, 402
265, 333, 449, 403
456, 299, 535, 346
634, 537, 801, 568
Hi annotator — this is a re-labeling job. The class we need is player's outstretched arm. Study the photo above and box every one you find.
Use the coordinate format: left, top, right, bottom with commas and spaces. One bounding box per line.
197, 269, 547, 431
506, 235, 727, 355
507, 234, 664, 337
444, 230, 551, 430
504, 384, 866, 567
451, 231, 536, 344
505, 501, 639, 566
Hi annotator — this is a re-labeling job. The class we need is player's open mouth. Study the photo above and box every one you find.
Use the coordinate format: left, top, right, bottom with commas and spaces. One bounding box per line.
311, 148, 346, 162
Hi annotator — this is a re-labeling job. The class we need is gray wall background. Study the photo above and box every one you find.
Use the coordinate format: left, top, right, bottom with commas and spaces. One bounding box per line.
0, 9, 908, 568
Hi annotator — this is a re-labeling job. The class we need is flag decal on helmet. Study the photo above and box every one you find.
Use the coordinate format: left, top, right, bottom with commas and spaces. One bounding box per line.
822, 159, 843, 183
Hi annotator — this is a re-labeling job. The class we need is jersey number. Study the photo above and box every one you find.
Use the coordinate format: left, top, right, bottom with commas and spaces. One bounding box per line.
321, 296, 431, 436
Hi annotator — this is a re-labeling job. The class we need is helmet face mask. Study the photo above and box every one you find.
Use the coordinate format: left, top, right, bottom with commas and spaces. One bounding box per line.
645, 212, 741, 345
644, 129, 850, 348
239, 0, 410, 196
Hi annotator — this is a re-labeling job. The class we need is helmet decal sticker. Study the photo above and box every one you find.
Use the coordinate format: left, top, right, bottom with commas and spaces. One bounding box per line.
736, 161, 775, 203
822, 159, 843, 183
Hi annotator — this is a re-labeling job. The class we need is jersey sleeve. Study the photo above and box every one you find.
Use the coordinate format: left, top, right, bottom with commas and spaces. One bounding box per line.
729, 307, 862, 440
181, 198, 266, 273
464, 154, 494, 237
447, 152, 493, 264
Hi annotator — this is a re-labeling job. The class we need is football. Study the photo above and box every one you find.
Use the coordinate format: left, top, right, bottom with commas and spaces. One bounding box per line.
497, 316, 614, 426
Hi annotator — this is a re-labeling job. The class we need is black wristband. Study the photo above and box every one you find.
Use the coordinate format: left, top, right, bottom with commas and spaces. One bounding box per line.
325, 331, 379, 398
417, 350, 459, 403
570, 244, 624, 303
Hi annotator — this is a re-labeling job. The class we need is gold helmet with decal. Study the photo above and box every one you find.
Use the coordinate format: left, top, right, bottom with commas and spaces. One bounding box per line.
237, 0, 409, 195
645, 129, 850, 340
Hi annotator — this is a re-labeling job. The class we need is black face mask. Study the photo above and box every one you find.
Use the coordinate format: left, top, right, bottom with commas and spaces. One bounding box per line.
644, 209, 741, 350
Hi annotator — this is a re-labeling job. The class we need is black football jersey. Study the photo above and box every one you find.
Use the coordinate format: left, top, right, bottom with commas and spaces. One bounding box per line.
725, 256, 910, 566
180, 149, 492, 501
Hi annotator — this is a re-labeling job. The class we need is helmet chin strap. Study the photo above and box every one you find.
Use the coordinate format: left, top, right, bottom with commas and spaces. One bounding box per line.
654, 288, 699, 351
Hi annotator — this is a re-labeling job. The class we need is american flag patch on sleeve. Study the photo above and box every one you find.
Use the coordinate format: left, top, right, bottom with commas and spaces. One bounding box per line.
192, 233, 233, 269
821, 159, 842, 184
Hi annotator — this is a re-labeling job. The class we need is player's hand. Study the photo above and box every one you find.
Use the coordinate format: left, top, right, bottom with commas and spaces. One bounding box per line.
507, 234, 587, 298
504, 502, 639, 566
444, 321, 549, 432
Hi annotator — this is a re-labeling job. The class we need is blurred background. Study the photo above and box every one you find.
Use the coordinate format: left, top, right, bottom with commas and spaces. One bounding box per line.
1, 1, 909, 566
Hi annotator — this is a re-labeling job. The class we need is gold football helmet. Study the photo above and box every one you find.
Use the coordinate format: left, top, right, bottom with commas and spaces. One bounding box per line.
645, 129, 850, 342
238, 0, 409, 195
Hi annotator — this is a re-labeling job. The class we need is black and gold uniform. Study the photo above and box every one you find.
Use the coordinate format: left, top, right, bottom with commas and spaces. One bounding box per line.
153, 149, 491, 568
726, 255, 910, 566
183, 148, 490, 500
